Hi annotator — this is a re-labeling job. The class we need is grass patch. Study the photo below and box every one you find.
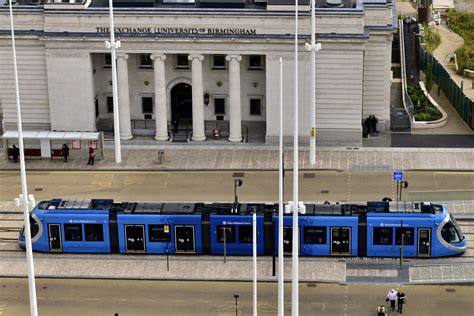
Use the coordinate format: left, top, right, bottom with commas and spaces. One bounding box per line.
446, 9, 474, 74
407, 82, 443, 121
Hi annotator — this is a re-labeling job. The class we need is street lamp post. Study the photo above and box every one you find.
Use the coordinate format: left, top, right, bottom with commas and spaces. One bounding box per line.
305, 0, 322, 165
234, 294, 240, 316
278, 57, 285, 316
8, 2, 38, 315
106, 0, 122, 163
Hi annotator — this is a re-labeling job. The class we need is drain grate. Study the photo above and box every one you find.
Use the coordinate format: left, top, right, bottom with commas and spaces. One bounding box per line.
320, 190, 330, 194
303, 173, 315, 179
232, 172, 245, 178
34, 188, 43, 192
307, 283, 317, 288
445, 288, 456, 293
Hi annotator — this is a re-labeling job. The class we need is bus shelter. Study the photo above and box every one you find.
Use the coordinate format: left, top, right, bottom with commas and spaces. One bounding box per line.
2, 131, 104, 160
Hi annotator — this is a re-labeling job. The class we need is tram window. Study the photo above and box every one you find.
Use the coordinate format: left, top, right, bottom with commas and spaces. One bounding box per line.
373, 227, 393, 245
217, 225, 236, 243
441, 221, 461, 243
64, 224, 83, 241
395, 228, 414, 245
304, 226, 326, 244
149, 225, 171, 242
84, 224, 104, 242
238, 226, 253, 243
30, 216, 39, 238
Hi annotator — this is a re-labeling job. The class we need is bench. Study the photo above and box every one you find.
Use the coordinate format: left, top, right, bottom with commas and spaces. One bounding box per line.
7, 148, 42, 160
51, 149, 63, 159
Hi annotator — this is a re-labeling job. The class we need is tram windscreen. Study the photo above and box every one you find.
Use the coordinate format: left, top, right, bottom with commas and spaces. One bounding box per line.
441, 217, 464, 243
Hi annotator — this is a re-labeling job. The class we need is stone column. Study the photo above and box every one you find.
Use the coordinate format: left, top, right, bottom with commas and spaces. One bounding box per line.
116, 53, 133, 140
226, 54, 242, 142
151, 53, 168, 141
188, 54, 206, 141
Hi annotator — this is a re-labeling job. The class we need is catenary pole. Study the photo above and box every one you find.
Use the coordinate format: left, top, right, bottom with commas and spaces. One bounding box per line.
253, 211, 257, 316
292, 1, 299, 315
278, 57, 284, 316
107, 0, 122, 163
309, 0, 316, 165
9, 2, 38, 315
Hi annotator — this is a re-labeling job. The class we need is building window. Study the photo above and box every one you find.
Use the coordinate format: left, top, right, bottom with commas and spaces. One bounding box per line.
175, 54, 189, 69
64, 224, 83, 241
107, 96, 114, 113
238, 226, 253, 243
248, 55, 263, 70
212, 55, 226, 70
214, 97, 226, 115
395, 227, 414, 245
142, 97, 153, 114
149, 225, 171, 242
84, 224, 104, 242
217, 225, 236, 243
95, 98, 99, 118
373, 227, 393, 245
250, 98, 262, 116
304, 226, 327, 244
139, 54, 153, 68
104, 54, 112, 68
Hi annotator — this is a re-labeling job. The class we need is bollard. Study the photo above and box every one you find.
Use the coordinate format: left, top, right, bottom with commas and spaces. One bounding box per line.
157, 150, 164, 165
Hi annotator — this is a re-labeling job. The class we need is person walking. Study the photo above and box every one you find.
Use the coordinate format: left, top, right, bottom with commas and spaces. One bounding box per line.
61, 143, 69, 162
87, 147, 96, 165
386, 288, 398, 311
12, 144, 19, 163
397, 291, 406, 313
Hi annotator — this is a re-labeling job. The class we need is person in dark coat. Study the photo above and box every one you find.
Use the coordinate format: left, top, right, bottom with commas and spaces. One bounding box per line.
12, 145, 20, 163
397, 291, 406, 313
87, 147, 96, 165
366, 115, 378, 134
61, 143, 69, 162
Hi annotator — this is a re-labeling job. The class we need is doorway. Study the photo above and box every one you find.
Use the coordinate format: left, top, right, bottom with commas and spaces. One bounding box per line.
174, 225, 195, 253
125, 224, 146, 252
171, 83, 193, 132
330, 227, 351, 255
48, 224, 62, 252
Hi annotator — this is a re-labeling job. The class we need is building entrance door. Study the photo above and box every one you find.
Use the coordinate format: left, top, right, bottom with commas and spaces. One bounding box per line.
171, 83, 193, 132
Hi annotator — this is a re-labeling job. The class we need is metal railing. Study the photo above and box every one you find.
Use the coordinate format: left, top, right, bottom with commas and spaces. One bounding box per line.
399, 19, 415, 124
205, 120, 248, 142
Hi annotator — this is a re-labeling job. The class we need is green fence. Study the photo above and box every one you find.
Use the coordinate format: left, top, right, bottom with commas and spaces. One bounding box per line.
418, 46, 473, 129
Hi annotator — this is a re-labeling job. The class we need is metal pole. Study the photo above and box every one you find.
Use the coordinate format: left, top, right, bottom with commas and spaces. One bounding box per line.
107, 0, 122, 163
9, 2, 38, 315
253, 212, 257, 316
234, 295, 239, 316
234, 181, 237, 204
292, 1, 300, 315
400, 232, 404, 267
278, 57, 285, 316
309, 0, 316, 165
223, 227, 227, 264
166, 244, 169, 271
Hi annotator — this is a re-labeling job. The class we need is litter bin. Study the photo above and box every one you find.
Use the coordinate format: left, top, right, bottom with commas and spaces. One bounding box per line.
213, 129, 221, 140
157, 150, 164, 164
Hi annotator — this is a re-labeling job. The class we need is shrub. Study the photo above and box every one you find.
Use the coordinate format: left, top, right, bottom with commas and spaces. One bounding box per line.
446, 9, 474, 74
423, 25, 441, 54
407, 82, 443, 121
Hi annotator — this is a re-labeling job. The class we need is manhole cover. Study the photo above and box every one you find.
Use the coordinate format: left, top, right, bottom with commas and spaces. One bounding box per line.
445, 288, 456, 293
320, 190, 329, 194
34, 188, 43, 192
303, 173, 315, 179
232, 172, 245, 178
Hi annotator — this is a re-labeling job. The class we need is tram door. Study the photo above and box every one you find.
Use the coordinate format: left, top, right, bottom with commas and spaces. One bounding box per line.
125, 225, 146, 252
48, 224, 62, 252
283, 227, 292, 254
331, 227, 351, 255
175, 225, 195, 253
417, 228, 431, 256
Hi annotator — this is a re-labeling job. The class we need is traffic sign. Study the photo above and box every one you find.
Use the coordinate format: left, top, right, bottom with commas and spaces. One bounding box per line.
392, 170, 404, 181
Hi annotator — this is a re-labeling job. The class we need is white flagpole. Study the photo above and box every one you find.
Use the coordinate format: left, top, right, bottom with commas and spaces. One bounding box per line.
278, 57, 284, 316
253, 211, 257, 316
292, 1, 299, 315
107, 0, 122, 163
9, 2, 38, 315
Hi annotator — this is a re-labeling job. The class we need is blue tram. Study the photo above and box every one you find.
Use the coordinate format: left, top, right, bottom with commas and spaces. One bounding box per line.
19, 199, 466, 258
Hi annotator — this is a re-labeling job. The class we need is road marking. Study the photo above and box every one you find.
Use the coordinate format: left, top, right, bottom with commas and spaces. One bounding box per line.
346, 172, 351, 201
434, 172, 474, 175
85, 298, 100, 301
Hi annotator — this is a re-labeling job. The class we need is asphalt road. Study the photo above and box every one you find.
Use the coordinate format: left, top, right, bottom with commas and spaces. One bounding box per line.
0, 278, 472, 315
0, 170, 472, 202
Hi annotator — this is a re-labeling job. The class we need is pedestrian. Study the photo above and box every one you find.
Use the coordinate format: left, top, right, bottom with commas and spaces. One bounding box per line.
386, 288, 398, 311
376, 305, 387, 316
87, 147, 96, 165
61, 143, 69, 162
367, 115, 378, 134
12, 144, 19, 163
397, 291, 406, 313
